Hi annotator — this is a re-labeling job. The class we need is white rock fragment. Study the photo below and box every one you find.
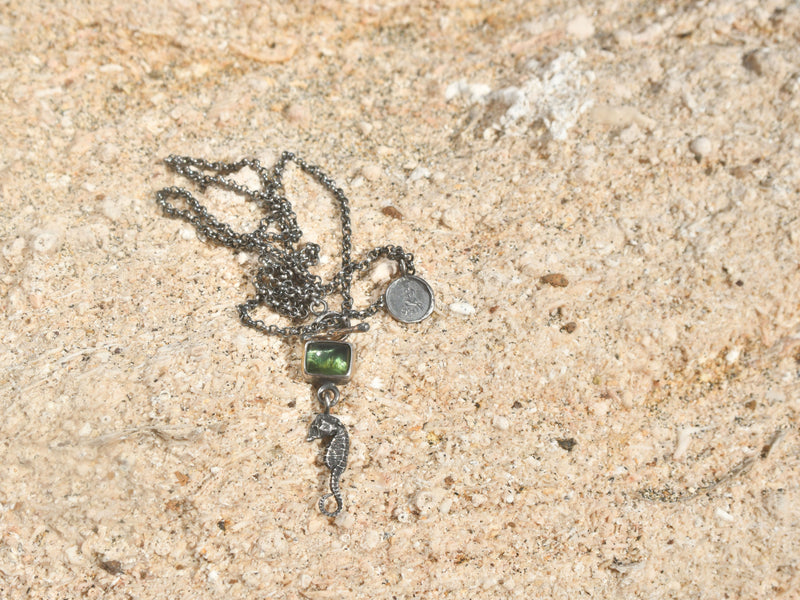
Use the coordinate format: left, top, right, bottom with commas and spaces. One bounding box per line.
408, 166, 431, 182
725, 347, 740, 364
284, 103, 309, 124
449, 302, 476, 316
362, 530, 381, 550
471, 493, 487, 507
4, 237, 26, 257
412, 489, 439, 516
357, 121, 373, 136
445, 80, 492, 103
673, 426, 701, 461
619, 123, 642, 144
480, 50, 594, 141
370, 259, 397, 285
440, 207, 463, 229
98, 63, 124, 73
102, 197, 123, 222
689, 136, 712, 159
715, 507, 735, 522
31, 229, 60, 254
361, 163, 382, 182
439, 497, 453, 514
492, 415, 510, 431
334, 512, 355, 528
393, 506, 411, 522
590, 105, 655, 129
590, 400, 610, 417
615, 30, 633, 48
100, 143, 120, 162
567, 15, 595, 39
64, 545, 85, 566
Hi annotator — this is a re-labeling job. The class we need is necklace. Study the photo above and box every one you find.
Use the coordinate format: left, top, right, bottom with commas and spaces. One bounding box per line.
155, 152, 434, 517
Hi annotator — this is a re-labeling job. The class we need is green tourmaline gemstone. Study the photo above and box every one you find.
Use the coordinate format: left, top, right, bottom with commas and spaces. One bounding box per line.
304, 341, 352, 377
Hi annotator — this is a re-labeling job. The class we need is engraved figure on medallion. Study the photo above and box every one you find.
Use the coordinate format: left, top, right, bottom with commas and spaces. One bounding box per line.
400, 283, 424, 319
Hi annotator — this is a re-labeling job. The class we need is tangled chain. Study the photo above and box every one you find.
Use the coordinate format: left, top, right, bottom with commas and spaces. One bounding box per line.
155, 152, 414, 339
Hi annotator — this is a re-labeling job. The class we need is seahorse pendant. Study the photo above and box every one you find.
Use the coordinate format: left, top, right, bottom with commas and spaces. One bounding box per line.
307, 411, 349, 517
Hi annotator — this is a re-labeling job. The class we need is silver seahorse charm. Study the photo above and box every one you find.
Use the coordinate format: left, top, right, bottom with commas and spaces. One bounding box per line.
307, 411, 349, 517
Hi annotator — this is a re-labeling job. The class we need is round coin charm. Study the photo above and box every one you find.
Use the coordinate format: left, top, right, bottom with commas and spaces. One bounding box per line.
385, 275, 435, 323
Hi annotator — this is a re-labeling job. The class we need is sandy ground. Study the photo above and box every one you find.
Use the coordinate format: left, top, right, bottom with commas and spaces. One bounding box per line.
2, 1, 800, 598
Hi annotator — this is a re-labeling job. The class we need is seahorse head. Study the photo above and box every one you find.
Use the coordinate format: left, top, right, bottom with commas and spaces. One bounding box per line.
307, 413, 340, 441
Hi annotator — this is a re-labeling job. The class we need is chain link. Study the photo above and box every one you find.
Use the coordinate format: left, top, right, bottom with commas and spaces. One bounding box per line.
155, 152, 415, 339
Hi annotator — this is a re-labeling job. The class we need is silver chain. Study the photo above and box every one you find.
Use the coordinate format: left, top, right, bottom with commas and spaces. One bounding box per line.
155, 152, 415, 339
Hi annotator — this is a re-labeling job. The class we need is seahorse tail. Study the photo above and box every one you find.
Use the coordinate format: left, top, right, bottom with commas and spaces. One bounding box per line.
318, 492, 343, 517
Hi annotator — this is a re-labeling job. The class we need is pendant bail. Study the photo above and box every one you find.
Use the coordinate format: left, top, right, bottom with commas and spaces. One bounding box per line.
316, 382, 341, 413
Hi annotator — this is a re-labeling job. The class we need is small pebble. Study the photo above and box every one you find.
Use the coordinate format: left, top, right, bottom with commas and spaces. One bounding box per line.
362, 530, 381, 550
715, 507, 734, 522
449, 302, 476, 316
65, 545, 85, 565
567, 15, 595, 40
381, 205, 404, 220
438, 498, 453, 514
5, 237, 26, 257
412, 490, 439, 516
100, 143, 120, 162
361, 164, 382, 181
28, 293, 43, 309
689, 136, 712, 159
615, 30, 633, 48
393, 506, 411, 522
725, 347, 740, 364
334, 512, 355, 528
31, 230, 60, 254
445, 80, 492, 103
541, 273, 569, 287
408, 166, 431, 183
557, 437, 577, 451
357, 121, 373, 136
471, 493, 487, 507
102, 197, 123, 222
440, 207, 464, 229
742, 49, 767, 76
673, 426, 700, 461
619, 123, 642, 144
369, 260, 397, 285
284, 103, 309, 124
492, 415, 510, 431
560, 322, 577, 333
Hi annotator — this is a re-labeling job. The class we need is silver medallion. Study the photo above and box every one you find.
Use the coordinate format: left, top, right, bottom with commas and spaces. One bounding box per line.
385, 275, 434, 323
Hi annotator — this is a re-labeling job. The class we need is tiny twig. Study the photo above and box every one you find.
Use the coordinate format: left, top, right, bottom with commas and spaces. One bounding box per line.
88, 425, 202, 447
640, 425, 790, 503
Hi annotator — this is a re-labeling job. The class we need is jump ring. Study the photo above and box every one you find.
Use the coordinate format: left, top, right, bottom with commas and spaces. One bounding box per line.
316, 382, 340, 411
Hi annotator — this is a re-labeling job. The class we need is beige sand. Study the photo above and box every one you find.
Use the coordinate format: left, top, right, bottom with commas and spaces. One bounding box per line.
1, 1, 799, 598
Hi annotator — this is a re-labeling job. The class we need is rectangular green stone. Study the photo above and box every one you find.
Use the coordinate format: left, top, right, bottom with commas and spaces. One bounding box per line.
304, 341, 353, 382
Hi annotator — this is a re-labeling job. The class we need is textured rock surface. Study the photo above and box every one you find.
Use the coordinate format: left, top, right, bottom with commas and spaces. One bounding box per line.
1, 1, 799, 598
